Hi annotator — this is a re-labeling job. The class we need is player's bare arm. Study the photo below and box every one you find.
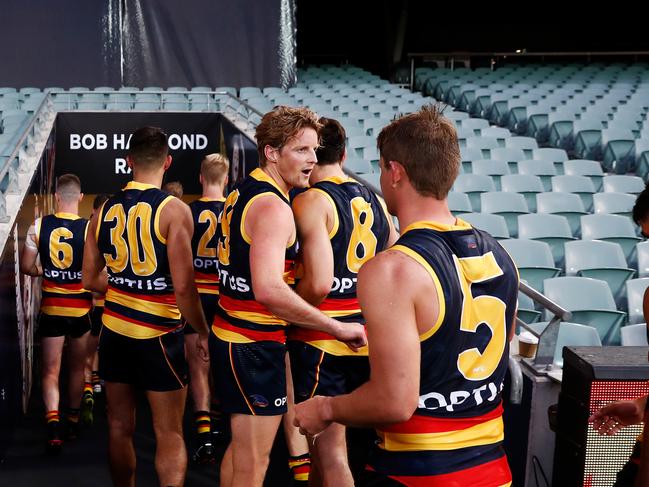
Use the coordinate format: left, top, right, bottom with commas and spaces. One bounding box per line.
292, 190, 334, 306
248, 194, 365, 349
295, 249, 432, 434
82, 212, 108, 293
161, 197, 209, 337
20, 226, 41, 276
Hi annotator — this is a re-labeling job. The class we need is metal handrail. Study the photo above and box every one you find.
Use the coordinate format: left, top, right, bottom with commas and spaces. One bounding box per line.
0, 93, 51, 189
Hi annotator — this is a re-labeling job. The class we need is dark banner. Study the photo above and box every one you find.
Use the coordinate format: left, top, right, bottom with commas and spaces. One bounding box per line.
55, 112, 222, 195
0, 0, 295, 88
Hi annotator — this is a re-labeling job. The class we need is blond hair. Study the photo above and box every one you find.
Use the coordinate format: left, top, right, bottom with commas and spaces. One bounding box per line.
56, 174, 81, 202
255, 106, 322, 167
201, 153, 229, 185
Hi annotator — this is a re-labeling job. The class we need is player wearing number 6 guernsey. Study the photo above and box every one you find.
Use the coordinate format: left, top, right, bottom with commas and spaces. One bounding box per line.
289, 117, 398, 485
21, 174, 92, 454
83, 127, 210, 487
294, 106, 518, 487
211, 106, 367, 487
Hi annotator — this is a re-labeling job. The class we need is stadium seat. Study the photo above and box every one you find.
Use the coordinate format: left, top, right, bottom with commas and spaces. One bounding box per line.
452, 174, 496, 212
505, 137, 538, 158
562, 159, 604, 191
536, 192, 587, 237
517, 159, 557, 191
457, 213, 509, 239
447, 192, 473, 215
480, 192, 528, 237
551, 175, 596, 212
564, 240, 635, 300
593, 192, 636, 218
500, 174, 544, 212
638, 241, 649, 278
517, 288, 541, 324
500, 239, 560, 292
490, 147, 526, 173
526, 321, 601, 367
470, 159, 510, 190
542, 277, 626, 345
626, 278, 649, 324
620, 323, 649, 346
602, 175, 645, 195
518, 214, 575, 266
581, 214, 642, 265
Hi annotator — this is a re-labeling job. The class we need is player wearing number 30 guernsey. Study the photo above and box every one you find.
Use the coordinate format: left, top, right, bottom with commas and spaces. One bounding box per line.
83, 127, 210, 487
294, 105, 518, 487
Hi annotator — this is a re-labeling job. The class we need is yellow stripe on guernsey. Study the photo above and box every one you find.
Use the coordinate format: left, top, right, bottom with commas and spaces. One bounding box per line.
102, 287, 180, 339
390, 244, 446, 341
309, 187, 339, 239
377, 417, 504, 452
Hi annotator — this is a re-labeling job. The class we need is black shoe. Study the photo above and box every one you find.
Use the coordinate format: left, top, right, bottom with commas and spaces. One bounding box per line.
65, 420, 80, 441
46, 422, 63, 455
192, 443, 216, 464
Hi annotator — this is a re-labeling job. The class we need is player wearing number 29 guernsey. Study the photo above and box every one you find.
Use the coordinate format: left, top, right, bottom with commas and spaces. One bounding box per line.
294, 106, 518, 487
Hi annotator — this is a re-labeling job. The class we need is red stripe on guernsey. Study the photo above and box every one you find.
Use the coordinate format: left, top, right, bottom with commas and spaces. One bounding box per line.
213, 314, 286, 343
318, 297, 360, 312
219, 294, 276, 316
42, 297, 92, 309
108, 285, 176, 305
288, 297, 361, 341
195, 271, 219, 282
103, 308, 183, 332
381, 404, 504, 434
388, 455, 511, 487
42, 279, 84, 291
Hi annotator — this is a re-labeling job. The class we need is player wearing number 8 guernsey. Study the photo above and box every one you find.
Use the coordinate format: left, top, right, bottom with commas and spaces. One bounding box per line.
289, 117, 398, 485
83, 127, 210, 487
210, 106, 367, 487
294, 105, 518, 487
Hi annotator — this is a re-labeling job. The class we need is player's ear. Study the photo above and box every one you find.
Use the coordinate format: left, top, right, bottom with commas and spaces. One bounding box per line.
264, 145, 278, 163
163, 155, 173, 170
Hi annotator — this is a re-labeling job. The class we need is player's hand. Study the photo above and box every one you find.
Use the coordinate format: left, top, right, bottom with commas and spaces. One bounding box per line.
589, 399, 644, 435
331, 321, 367, 352
294, 395, 332, 438
197, 333, 210, 363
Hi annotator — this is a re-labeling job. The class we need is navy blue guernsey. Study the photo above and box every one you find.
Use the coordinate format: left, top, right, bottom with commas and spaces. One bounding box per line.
37, 213, 92, 317
213, 168, 297, 344
96, 181, 180, 339
289, 175, 391, 356
189, 197, 225, 296
370, 218, 518, 483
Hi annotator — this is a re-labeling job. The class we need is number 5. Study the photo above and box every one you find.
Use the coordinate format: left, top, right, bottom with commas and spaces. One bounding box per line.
453, 252, 507, 381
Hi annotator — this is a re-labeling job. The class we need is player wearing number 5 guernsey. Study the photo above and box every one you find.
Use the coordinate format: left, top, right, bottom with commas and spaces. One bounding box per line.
294, 105, 518, 487
21, 174, 92, 454
210, 106, 367, 487
83, 127, 209, 487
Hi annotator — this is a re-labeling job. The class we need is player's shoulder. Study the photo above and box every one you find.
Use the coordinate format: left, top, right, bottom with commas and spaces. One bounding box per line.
359, 248, 418, 283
